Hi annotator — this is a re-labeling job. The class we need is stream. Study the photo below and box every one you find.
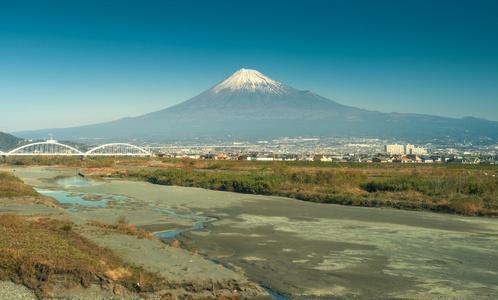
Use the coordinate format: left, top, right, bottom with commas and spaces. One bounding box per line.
36, 176, 215, 239
37, 175, 289, 299
7, 167, 498, 299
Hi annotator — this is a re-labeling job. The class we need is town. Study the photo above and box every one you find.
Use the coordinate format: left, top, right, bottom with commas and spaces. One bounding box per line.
141, 136, 498, 164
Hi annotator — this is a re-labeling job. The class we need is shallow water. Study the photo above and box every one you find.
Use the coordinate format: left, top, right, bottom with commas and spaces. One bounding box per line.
36, 189, 130, 211
37, 182, 215, 240
56, 176, 103, 187
6, 166, 498, 299
155, 221, 204, 238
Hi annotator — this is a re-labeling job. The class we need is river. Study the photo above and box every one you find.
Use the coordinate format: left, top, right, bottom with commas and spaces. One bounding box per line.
4, 166, 498, 299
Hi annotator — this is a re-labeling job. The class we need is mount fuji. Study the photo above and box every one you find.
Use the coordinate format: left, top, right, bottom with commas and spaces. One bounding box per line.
16, 68, 498, 142
146, 68, 363, 120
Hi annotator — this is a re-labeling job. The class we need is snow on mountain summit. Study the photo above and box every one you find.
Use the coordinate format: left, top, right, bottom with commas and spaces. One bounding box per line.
212, 68, 291, 95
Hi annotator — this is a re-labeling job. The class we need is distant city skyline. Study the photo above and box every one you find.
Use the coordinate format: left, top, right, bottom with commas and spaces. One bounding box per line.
1, 0, 497, 133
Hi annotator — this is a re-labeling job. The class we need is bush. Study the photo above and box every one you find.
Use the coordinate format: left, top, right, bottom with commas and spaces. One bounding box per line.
0, 171, 39, 198
448, 197, 482, 216
109, 164, 498, 217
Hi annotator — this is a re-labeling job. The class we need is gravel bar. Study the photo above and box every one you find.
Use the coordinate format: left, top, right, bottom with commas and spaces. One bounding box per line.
0, 281, 37, 300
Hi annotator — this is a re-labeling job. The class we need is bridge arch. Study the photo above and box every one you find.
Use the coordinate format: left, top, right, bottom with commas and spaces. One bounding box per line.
85, 143, 151, 156
8, 142, 84, 156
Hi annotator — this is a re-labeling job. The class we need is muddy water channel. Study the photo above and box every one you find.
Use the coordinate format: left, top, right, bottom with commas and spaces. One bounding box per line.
5, 167, 498, 299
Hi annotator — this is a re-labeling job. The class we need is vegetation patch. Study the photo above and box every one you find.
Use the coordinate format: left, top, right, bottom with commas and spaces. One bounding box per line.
87, 217, 158, 240
0, 171, 39, 198
2, 157, 496, 216
0, 156, 115, 168
0, 214, 162, 298
110, 160, 498, 217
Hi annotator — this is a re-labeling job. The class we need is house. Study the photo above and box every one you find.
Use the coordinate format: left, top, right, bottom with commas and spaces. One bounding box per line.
446, 157, 470, 164
464, 157, 480, 164
406, 155, 422, 163
480, 158, 498, 164
313, 155, 331, 162
255, 155, 274, 161
420, 156, 433, 163
430, 156, 444, 163
392, 157, 413, 163
280, 155, 298, 161
372, 157, 388, 163
245, 155, 274, 161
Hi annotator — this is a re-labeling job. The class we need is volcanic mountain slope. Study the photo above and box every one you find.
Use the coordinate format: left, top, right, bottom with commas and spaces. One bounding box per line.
146, 68, 363, 119
14, 68, 498, 141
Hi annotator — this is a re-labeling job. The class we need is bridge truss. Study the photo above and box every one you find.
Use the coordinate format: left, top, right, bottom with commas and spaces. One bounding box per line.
4, 141, 151, 157
85, 143, 152, 156
7, 141, 83, 156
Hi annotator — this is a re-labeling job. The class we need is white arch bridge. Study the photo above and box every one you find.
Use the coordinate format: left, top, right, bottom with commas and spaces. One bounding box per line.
2, 141, 151, 157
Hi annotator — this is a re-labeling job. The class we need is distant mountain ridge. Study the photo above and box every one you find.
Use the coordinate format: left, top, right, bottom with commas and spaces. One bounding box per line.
0, 131, 89, 153
14, 68, 498, 142
0, 131, 28, 152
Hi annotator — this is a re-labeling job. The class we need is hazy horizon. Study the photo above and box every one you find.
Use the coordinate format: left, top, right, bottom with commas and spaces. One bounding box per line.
1, 1, 497, 133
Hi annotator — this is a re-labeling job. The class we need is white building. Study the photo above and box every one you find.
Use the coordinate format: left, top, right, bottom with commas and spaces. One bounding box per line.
385, 144, 405, 155
385, 144, 420, 155
409, 147, 427, 155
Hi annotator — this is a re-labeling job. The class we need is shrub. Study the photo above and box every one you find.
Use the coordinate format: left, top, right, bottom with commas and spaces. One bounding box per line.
448, 197, 482, 216
0, 171, 39, 198
88, 219, 157, 240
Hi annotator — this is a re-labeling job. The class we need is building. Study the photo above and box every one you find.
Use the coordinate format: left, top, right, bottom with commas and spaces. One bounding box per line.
313, 155, 331, 162
385, 144, 405, 155
420, 156, 433, 163
372, 157, 388, 163
245, 154, 274, 161
405, 144, 415, 154
409, 147, 427, 155
392, 157, 414, 163
385, 144, 422, 155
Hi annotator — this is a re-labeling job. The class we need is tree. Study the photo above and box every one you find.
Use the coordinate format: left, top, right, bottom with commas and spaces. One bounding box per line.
180, 157, 195, 172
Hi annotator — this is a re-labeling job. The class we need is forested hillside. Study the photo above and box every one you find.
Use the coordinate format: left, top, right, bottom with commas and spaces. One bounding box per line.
0, 131, 27, 152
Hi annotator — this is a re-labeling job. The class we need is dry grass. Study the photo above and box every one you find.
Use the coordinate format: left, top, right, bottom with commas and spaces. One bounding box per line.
0, 171, 57, 207
87, 218, 158, 240
0, 171, 39, 198
113, 162, 497, 216
0, 214, 162, 298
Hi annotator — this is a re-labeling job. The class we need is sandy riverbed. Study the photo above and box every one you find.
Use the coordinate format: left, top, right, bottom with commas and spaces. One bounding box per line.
2, 166, 498, 299
0, 166, 270, 299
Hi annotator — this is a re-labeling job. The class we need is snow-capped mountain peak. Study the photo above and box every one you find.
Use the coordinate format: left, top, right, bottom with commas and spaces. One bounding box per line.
212, 68, 290, 95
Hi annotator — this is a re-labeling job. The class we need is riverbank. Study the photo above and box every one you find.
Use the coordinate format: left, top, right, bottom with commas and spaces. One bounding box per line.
0, 166, 270, 299
3, 166, 498, 299
109, 163, 498, 216
4, 155, 497, 216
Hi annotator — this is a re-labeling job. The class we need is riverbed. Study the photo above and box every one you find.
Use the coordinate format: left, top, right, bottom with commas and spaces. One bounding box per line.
3, 166, 498, 299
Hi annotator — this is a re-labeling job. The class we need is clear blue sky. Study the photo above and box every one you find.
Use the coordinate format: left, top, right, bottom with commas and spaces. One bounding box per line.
1, 0, 497, 133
